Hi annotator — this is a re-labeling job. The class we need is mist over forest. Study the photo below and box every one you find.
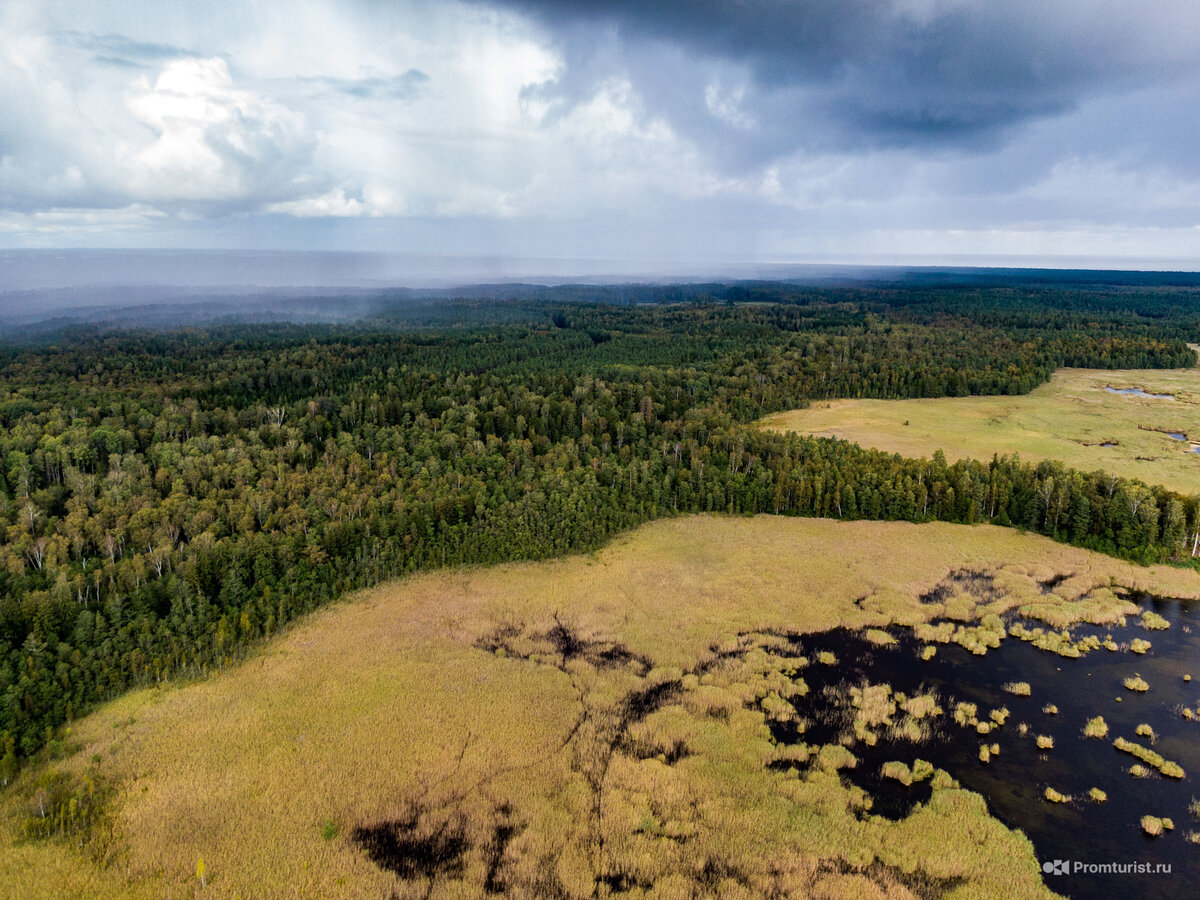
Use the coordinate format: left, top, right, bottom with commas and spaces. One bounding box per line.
5, 249, 1200, 339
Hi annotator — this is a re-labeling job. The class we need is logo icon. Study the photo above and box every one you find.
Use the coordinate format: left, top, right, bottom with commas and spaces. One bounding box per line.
1042, 860, 1070, 876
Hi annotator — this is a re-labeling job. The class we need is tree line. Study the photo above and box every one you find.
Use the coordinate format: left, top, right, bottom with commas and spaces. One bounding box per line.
1, 291, 1197, 772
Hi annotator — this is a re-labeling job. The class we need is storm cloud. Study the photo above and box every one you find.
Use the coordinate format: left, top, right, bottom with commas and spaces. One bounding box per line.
0, 0, 1198, 268
490, 0, 1200, 156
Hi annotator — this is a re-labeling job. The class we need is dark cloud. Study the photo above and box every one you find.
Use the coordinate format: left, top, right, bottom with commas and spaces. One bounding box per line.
92, 55, 149, 69
54, 30, 197, 68
480, 1, 1200, 160
301, 69, 430, 101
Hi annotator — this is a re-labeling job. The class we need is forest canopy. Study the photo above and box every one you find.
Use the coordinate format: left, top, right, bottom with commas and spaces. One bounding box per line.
2, 284, 1199, 770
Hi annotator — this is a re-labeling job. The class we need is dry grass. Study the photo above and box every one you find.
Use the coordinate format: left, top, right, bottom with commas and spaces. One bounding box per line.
7, 515, 1194, 899
1141, 611, 1171, 631
1142, 815, 1174, 836
760, 362, 1200, 494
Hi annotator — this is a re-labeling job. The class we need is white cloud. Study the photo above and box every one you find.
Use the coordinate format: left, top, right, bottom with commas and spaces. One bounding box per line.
0, 0, 1196, 266
119, 58, 312, 204
0, 204, 167, 238
266, 188, 366, 218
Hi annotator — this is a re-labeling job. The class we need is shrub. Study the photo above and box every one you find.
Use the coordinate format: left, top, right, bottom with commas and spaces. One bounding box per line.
1142, 815, 1173, 836
1141, 611, 1170, 631
1044, 787, 1070, 803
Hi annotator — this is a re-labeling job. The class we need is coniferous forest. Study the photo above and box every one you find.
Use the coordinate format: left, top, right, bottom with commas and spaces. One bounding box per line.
3, 285, 1200, 773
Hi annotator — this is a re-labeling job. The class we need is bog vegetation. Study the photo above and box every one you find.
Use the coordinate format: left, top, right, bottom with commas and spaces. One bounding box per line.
2, 284, 1200, 769
9, 515, 1195, 899
761, 363, 1200, 495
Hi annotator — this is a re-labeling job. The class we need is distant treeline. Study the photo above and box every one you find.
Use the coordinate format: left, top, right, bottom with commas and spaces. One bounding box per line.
1, 290, 1198, 771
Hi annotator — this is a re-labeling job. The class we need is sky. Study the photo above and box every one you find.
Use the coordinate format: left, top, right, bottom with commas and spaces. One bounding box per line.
2, 0, 1200, 271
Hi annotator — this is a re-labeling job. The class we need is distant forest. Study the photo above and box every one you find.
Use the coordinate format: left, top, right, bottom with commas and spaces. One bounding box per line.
2, 284, 1200, 771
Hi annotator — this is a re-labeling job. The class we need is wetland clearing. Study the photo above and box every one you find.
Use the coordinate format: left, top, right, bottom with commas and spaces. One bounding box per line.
760, 361, 1200, 495
7, 515, 1200, 899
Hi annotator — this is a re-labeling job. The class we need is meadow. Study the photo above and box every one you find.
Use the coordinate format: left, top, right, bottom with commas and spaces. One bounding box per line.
7, 514, 1200, 899
760, 361, 1200, 495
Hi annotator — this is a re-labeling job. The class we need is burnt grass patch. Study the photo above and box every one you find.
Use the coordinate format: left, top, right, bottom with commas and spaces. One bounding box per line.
362, 603, 1199, 898
355, 800, 526, 894
482, 802, 521, 895
1038, 572, 1073, 594
918, 568, 1002, 604
353, 805, 469, 881
475, 615, 652, 675
851, 860, 966, 900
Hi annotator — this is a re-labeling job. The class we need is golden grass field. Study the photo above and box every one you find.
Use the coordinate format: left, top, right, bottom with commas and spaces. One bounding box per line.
759, 361, 1200, 494
8, 515, 1200, 900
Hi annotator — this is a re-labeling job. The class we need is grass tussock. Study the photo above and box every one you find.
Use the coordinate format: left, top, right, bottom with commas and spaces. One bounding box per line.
1124, 675, 1150, 692
953, 702, 979, 728
1142, 815, 1174, 836
1141, 610, 1171, 631
1113, 737, 1186, 779
1003, 682, 1031, 697
864, 629, 898, 647
901, 693, 941, 720
881, 761, 914, 786
849, 683, 896, 728
1083, 717, 1109, 739
1043, 787, 1071, 804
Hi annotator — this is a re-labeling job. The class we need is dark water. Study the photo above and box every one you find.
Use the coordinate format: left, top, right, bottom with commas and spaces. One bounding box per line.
769, 600, 1200, 900
1105, 386, 1175, 400
1160, 433, 1200, 454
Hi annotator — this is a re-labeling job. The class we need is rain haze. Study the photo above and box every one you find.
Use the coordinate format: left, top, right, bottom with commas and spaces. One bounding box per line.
2, 0, 1200, 288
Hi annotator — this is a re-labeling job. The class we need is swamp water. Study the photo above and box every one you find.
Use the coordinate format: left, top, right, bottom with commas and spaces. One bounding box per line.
353, 598, 1198, 898
770, 598, 1200, 900
1105, 387, 1175, 400
1158, 433, 1200, 455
